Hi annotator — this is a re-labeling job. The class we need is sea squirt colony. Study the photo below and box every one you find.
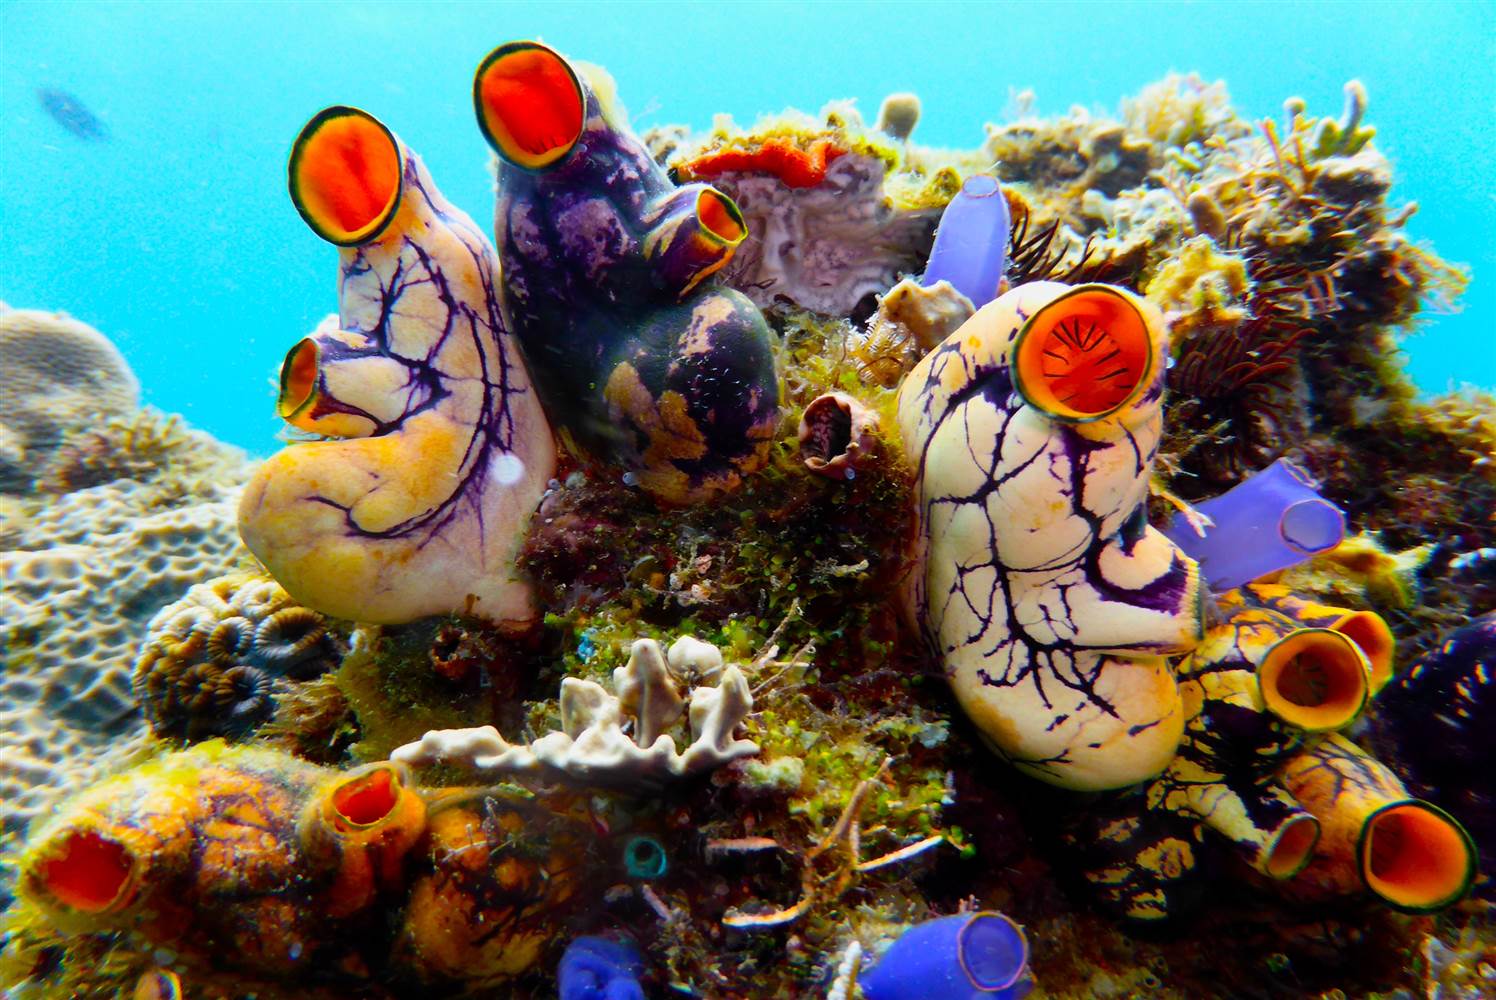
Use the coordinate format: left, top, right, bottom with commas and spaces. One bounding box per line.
1, 38, 1492, 1000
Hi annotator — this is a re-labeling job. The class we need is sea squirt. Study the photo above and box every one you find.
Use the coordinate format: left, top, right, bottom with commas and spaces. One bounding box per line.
859, 911, 1033, 1000
475, 41, 780, 504
237, 106, 555, 626
558, 936, 647, 1000
1165, 458, 1346, 592
896, 281, 1204, 790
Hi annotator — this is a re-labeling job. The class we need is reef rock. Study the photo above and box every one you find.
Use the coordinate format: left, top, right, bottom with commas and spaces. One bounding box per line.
0, 304, 140, 493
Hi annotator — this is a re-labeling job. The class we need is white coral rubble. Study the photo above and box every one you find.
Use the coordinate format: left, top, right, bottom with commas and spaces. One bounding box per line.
392, 637, 758, 789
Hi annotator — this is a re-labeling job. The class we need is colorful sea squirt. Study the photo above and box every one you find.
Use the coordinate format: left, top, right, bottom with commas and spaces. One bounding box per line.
238, 106, 555, 626
475, 41, 780, 503
1281, 734, 1477, 913
1165, 458, 1346, 592
558, 936, 647, 1000
921, 174, 1011, 309
896, 281, 1204, 790
859, 911, 1033, 1000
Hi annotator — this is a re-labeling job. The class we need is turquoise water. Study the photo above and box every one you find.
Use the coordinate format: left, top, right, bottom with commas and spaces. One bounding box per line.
3, 0, 1492, 454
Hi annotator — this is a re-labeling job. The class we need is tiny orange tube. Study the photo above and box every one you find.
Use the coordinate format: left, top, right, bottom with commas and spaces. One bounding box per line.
276, 338, 320, 420
695, 188, 746, 246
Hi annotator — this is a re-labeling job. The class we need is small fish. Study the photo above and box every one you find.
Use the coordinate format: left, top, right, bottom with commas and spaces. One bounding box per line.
36, 87, 109, 141
132, 968, 182, 1000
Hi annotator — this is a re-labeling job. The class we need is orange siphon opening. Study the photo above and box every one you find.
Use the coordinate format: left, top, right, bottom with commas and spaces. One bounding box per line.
40, 831, 133, 913
1362, 802, 1475, 911
1259, 628, 1369, 731
1013, 286, 1153, 421
289, 107, 402, 245
1264, 815, 1319, 879
1331, 611, 1395, 692
696, 189, 746, 245
332, 767, 401, 827
475, 42, 584, 169
277, 338, 320, 419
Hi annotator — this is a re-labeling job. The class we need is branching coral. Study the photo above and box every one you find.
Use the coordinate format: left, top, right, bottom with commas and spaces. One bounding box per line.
391, 637, 758, 789
35, 407, 245, 501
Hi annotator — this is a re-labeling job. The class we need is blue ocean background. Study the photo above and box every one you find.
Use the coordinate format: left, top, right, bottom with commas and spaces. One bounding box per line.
3, 0, 1492, 454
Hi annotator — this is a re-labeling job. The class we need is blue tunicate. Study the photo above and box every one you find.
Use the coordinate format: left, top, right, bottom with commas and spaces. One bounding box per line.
859, 911, 1033, 1000
921, 175, 1011, 308
559, 937, 647, 1000
1165, 459, 1346, 592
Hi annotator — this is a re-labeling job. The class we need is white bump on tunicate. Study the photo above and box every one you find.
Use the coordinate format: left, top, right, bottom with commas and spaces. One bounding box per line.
490, 453, 525, 486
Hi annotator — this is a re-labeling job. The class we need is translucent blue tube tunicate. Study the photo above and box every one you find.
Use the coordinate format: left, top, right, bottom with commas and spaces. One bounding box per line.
1165, 458, 1346, 592
859, 911, 1033, 1000
921, 174, 1011, 308
559, 937, 647, 1000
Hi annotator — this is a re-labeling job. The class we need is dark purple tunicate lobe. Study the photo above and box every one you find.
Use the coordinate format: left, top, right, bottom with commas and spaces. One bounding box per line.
922, 174, 1010, 308
492, 77, 779, 495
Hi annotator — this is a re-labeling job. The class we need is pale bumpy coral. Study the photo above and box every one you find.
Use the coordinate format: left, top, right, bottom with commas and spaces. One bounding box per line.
0, 304, 140, 492
0, 481, 246, 840
132, 572, 341, 740
392, 637, 758, 788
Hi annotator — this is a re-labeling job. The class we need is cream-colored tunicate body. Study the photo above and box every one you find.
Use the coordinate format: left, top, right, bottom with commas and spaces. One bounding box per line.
238, 108, 554, 627
896, 281, 1204, 790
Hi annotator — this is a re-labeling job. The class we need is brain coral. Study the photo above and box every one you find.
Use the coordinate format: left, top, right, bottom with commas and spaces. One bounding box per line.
133, 572, 342, 740
0, 481, 246, 846
0, 304, 140, 493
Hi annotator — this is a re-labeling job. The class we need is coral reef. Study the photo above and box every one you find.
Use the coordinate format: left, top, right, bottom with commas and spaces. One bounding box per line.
477, 41, 779, 504
239, 106, 555, 627
0, 304, 140, 492
132, 572, 342, 740
3, 55, 1491, 1000
1, 482, 247, 843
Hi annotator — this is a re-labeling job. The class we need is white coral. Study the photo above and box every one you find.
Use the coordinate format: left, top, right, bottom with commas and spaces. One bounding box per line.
391, 637, 758, 790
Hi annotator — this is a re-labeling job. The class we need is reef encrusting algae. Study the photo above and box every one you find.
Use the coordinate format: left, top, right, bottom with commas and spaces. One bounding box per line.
2, 50, 1492, 1000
